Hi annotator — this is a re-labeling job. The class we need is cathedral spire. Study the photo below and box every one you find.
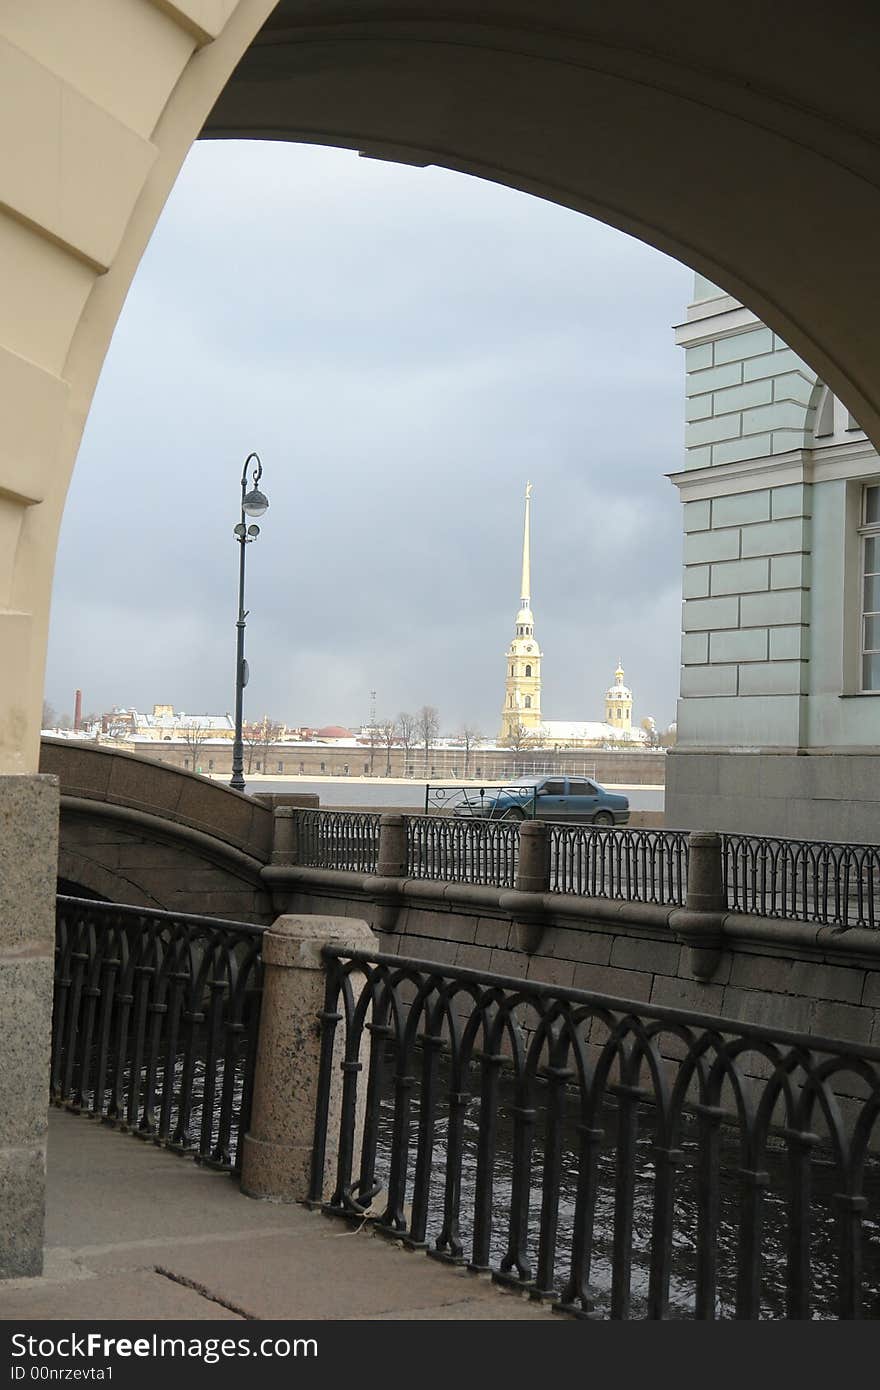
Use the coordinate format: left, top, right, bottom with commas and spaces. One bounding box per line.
521, 480, 532, 608
500, 482, 542, 741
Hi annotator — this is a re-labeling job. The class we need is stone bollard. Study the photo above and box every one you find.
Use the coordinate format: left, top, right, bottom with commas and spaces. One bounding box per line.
270, 806, 299, 865
516, 819, 550, 893
686, 831, 725, 913
371, 813, 407, 932
670, 831, 726, 980
241, 914, 378, 1203
377, 812, 407, 877
508, 819, 550, 954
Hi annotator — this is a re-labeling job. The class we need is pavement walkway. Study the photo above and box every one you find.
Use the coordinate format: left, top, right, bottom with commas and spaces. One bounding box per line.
0, 1110, 556, 1321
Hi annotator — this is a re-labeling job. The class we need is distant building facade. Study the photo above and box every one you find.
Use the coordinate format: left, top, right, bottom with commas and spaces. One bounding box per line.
100, 704, 235, 740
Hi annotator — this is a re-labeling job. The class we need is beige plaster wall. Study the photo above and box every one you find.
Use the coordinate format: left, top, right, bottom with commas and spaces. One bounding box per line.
0, 0, 277, 774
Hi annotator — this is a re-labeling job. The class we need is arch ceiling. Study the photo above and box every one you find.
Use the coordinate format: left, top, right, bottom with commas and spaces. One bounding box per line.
204, 0, 880, 441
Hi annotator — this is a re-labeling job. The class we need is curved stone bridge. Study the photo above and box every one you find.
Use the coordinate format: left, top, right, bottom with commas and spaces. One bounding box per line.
40, 738, 310, 921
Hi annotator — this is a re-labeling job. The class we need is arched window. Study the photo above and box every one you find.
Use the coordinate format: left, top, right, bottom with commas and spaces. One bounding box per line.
524, 696, 531, 709
525, 664, 532, 677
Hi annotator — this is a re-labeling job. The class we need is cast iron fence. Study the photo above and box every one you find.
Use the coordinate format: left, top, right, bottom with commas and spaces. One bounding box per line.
52, 896, 265, 1170
406, 815, 520, 887
289, 808, 880, 929
549, 825, 689, 905
297, 808, 381, 873
722, 833, 880, 929
310, 947, 880, 1320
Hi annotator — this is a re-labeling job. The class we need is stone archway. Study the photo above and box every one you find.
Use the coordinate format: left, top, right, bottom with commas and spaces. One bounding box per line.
6, 0, 880, 1278
4, 4, 880, 773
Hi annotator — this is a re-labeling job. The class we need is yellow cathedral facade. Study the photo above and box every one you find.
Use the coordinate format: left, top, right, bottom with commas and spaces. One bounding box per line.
498, 485, 646, 747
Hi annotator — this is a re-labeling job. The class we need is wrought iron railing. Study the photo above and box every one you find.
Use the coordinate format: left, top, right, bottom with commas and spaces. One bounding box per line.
289, 808, 880, 929
549, 825, 689, 905
297, 808, 381, 873
424, 783, 539, 818
722, 833, 880, 929
52, 896, 264, 1170
310, 947, 880, 1320
405, 815, 520, 887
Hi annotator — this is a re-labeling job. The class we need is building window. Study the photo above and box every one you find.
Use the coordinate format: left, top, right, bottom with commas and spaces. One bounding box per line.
208, 759, 214, 771
183, 759, 189, 769
277, 761, 283, 772
320, 761, 325, 772
861, 484, 880, 690
524, 696, 531, 709
525, 664, 532, 677
256, 761, 261, 771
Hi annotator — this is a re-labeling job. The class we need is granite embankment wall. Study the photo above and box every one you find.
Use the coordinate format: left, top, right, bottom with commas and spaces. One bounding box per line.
41, 740, 880, 1124
264, 814, 880, 1126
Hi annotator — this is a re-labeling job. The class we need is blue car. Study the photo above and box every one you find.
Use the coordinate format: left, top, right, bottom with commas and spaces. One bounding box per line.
453, 776, 629, 825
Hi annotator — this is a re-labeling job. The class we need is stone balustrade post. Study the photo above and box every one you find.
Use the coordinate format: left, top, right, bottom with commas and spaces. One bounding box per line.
373, 813, 407, 931
241, 914, 378, 1203
670, 830, 726, 980
686, 831, 725, 913
516, 819, 550, 893
507, 819, 550, 953
270, 806, 299, 866
376, 812, 407, 877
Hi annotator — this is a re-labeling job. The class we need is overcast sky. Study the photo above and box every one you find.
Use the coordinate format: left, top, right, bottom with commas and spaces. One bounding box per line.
45, 140, 692, 736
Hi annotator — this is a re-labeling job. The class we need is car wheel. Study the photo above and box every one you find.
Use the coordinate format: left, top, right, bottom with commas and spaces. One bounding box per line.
593, 810, 614, 826
501, 807, 526, 821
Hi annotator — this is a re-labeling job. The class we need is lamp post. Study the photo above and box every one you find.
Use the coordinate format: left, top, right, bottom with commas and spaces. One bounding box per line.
230, 453, 269, 791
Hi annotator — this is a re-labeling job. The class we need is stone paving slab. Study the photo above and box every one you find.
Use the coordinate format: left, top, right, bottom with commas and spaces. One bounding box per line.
133, 1226, 554, 1321
0, 1271, 241, 1321
0, 1111, 557, 1323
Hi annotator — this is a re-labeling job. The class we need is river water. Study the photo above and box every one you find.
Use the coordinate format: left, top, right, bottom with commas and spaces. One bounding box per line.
226, 776, 666, 814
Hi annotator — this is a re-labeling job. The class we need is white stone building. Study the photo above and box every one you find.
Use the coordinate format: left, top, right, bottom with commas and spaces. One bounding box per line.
667, 275, 880, 840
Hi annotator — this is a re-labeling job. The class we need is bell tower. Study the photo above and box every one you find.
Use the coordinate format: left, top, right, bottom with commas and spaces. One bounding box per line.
500, 482, 543, 741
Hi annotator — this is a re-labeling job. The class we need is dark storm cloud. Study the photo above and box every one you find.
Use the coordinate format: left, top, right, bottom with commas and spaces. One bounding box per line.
46, 141, 691, 733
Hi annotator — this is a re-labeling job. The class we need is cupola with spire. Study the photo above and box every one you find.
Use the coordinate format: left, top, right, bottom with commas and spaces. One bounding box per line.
604, 661, 633, 731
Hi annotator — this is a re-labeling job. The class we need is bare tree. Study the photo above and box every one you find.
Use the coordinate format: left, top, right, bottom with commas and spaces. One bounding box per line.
42, 700, 56, 730
259, 718, 285, 771
416, 705, 440, 777
365, 721, 382, 776
58, 712, 72, 731
380, 719, 398, 777
458, 724, 483, 779
182, 719, 212, 774
503, 719, 537, 752
242, 717, 285, 774
397, 711, 416, 775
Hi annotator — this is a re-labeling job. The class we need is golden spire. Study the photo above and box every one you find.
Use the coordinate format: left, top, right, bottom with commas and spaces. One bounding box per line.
521, 481, 532, 608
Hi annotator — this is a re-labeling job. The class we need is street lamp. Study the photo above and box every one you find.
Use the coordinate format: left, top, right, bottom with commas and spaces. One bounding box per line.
230, 452, 269, 791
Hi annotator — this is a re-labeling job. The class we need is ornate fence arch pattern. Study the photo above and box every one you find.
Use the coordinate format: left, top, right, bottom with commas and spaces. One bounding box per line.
548, 825, 689, 904
309, 948, 880, 1320
723, 834, 880, 928
297, 808, 382, 873
406, 815, 520, 888
52, 896, 265, 1170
